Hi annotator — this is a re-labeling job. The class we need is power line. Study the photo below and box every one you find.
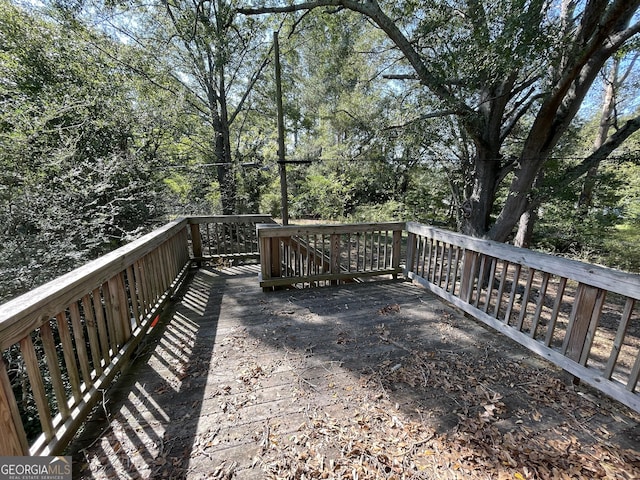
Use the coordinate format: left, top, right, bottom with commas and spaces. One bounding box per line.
157, 150, 640, 171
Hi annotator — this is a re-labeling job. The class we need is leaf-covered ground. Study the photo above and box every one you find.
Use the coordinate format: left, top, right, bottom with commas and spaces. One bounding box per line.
260, 346, 640, 479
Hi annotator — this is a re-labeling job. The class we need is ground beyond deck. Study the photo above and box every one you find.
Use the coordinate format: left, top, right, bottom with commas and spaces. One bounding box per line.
69, 264, 640, 479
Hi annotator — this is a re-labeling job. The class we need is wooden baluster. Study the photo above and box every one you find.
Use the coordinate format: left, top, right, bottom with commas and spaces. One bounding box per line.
392, 230, 402, 279
544, 277, 568, 347
436, 242, 448, 287
330, 234, 340, 285
516, 268, 536, 331
0, 357, 29, 455
146, 251, 160, 304
369, 231, 375, 271
55, 312, 83, 403
430, 241, 439, 284
450, 247, 461, 295
82, 294, 103, 376
604, 298, 635, 380
376, 231, 382, 271
405, 232, 417, 277
493, 261, 509, 319
459, 250, 478, 303
529, 272, 551, 338
21, 334, 54, 440
482, 257, 497, 313
133, 261, 148, 318
106, 276, 125, 348
69, 302, 92, 386
503, 264, 521, 325
39, 321, 70, 419
91, 287, 111, 363
126, 266, 141, 329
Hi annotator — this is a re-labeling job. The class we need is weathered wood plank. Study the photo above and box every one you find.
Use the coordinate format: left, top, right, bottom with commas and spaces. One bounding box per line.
503, 263, 521, 325
392, 230, 402, 278
91, 287, 111, 365
474, 255, 488, 309
133, 261, 148, 317
493, 260, 509, 319
259, 269, 403, 288
445, 246, 455, 295
188, 214, 275, 225
579, 288, 606, 367
460, 250, 478, 303
562, 284, 602, 362
126, 266, 141, 329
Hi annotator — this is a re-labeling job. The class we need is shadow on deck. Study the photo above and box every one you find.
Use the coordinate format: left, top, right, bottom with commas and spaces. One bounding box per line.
68, 264, 640, 479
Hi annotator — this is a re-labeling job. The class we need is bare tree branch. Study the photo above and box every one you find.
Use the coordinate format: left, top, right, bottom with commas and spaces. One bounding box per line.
383, 110, 460, 130
558, 115, 640, 187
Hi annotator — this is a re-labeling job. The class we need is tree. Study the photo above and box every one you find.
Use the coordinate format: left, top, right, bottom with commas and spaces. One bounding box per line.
0, 1, 170, 301
89, 0, 275, 214
239, 0, 640, 241
578, 51, 640, 211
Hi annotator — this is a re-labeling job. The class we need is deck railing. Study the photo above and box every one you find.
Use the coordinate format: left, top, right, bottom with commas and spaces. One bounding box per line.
189, 215, 276, 263
257, 222, 405, 289
0, 219, 191, 456
404, 221, 640, 413
0, 215, 272, 457
2, 216, 640, 456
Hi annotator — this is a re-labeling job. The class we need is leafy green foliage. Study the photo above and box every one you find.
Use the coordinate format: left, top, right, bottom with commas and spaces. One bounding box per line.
0, 1, 170, 302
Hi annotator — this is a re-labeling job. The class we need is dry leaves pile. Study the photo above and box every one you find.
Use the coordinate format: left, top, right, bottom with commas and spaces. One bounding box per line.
259, 331, 640, 479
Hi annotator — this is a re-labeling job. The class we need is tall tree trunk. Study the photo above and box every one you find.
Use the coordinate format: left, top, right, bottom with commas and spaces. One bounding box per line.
514, 208, 537, 248
578, 57, 619, 211
514, 171, 544, 247
461, 153, 500, 237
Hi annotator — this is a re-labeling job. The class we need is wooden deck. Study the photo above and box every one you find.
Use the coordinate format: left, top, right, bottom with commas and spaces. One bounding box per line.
69, 264, 640, 479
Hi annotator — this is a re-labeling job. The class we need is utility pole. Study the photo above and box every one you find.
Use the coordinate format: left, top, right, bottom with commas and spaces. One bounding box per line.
274, 31, 289, 225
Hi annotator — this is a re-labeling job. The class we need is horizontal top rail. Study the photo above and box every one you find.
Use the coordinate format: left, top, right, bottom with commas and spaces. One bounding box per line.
406, 222, 640, 300
257, 222, 406, 238
0, 218, 188, 351
188, 214, 275, 225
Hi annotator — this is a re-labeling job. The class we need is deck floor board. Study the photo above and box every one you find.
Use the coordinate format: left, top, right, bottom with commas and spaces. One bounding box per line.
69, 264, 640, 479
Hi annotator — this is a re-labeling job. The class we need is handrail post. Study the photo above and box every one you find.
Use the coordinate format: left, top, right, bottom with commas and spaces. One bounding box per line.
562, 284, 605, 367
190, 222, 203, 266
0, 357, 29, 455
257, 224, 283, 291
